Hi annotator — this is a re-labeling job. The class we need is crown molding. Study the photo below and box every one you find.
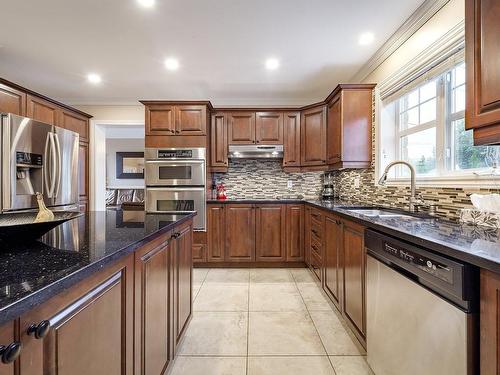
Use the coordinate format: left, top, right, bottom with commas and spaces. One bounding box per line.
350, 0, 451, 83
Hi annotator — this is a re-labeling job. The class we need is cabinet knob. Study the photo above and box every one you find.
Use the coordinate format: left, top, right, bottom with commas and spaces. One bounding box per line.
27, 320, 51, 339
0, 342, 22, 364
171, 232, 180, 239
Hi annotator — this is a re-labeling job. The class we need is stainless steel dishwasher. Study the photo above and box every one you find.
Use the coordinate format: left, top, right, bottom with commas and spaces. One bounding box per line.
365, 229, 478, 375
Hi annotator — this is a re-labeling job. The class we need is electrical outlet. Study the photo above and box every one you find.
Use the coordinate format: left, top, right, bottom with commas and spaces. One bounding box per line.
354, 176, 360, 188
287, 180, 293, 188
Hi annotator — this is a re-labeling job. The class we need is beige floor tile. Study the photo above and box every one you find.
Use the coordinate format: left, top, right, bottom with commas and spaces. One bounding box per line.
249, 283, 306, 311
329, 356, 374, 375
248, 356, 335, 375
204, 269, 250, 284
170, 356, 247, 375
290, 268, 318, 284
297, 283, 333, 311
248, 311, 326, 355
309, 310, 365, 355
250, 268, 294, 283
192, 282, 202, 301
193, 268, 210, 283
194, 283, 249, 311
177, 312, 248, 355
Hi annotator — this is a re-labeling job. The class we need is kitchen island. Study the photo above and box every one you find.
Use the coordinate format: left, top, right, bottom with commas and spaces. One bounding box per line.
0, 209, 195, 375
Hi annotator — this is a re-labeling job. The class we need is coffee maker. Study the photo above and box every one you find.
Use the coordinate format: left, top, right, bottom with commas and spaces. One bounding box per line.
322, 173, 335, 200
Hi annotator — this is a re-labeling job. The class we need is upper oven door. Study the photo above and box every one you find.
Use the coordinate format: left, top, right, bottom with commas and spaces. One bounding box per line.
145, 160, 205, 186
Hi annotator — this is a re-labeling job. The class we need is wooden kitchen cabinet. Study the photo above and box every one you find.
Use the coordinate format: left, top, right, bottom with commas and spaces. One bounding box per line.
207, 204, 226, 262
19, 255, 134, 375
342, 219, 366, 342
26, 94, 59, 126
307, 208, 325, 282
58, 109, 89, 142
326, 85, 374, 169
0, 321, 18, 375
465, 0, 500, 145
143, 102, 208, 136
227, 112, 256, 144
283, 112, 301, 168
78, 141, 89, 211
135, 232, 172, 375
300, 105, 327, 167
304, 206, 312, 266
172, 221, 193, 349
479, 269, 500, 374
0, 83, 25, 116
225, 204, 256, 262
324, 214, 343, 310
255, 205, 286, 262
255, 112, 283, 144
285, 204, 304, 261
210, 112, 228, 171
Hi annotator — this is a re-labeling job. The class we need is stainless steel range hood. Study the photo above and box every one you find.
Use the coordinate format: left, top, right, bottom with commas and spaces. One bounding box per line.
228, 144, 283, 159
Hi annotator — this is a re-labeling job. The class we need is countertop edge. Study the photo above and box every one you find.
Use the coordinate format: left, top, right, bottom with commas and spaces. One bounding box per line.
0, 212, 196, 326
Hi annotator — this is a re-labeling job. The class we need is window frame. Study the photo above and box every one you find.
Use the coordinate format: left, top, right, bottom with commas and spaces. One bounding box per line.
376, 58, 500, 188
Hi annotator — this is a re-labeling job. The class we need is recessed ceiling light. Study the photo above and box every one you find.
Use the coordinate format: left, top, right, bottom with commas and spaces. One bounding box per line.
137, 0, 155, 7
265, 58, 280, 70
164, 58, 179, 71
359, 32, 375, 45
87, 73, 102, 84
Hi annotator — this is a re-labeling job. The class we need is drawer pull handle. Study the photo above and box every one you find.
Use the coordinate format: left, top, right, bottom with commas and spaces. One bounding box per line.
27, 320, 51, 339
0, 342, 22, 364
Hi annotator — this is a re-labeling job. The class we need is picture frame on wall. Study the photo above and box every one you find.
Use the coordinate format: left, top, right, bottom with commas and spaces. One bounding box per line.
116, 152, 144, 179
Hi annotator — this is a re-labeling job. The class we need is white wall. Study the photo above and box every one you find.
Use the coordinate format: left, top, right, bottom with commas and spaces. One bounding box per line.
106, 138, 145, 189
75, 105, 144, 122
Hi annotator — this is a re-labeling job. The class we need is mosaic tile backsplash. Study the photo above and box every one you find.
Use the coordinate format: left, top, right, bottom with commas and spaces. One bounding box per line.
212, 159, 323, 199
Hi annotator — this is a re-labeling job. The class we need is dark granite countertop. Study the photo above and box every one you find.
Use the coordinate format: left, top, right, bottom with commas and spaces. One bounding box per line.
0, 209, 195, 325
209, 197, 500, 273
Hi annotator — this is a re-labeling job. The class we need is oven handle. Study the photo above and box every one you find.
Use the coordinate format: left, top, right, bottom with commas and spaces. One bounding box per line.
145, 160, 205, 164
146, 187, 206, 191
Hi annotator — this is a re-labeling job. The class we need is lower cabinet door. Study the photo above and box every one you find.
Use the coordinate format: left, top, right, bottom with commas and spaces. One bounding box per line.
342, 220, 366, 341
0, 321, 18, 375
480, 269, 500, 375
207, 204, 226, 262
135, 233, 172, 375
255, 205, 286, 262
225, 204, 255, 262
19, 256, 134, 375
285, 204, 304, 262
173, 222, 193, 347
324, 214, 342, 310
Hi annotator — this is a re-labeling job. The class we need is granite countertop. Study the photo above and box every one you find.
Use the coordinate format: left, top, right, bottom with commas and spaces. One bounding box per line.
0, 209, 195, 325
208, 197, 500, 273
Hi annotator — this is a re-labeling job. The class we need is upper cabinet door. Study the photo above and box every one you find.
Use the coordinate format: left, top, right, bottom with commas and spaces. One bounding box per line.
228, 112, 256, 144
0, 83, 26, 116
210, 112, 228, 169
58, 109, 89, 142
26, 94, 59, 125
176, 105, 207, 135
255, 112, 283, 144
283, 112, 301, 167
145, 104, 176, 135
327, 95, 342, 164
300, 106, 326, 166
465, 0, 500, 145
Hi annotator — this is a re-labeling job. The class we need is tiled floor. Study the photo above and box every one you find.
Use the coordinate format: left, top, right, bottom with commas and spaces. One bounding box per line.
170, 268, 375, 375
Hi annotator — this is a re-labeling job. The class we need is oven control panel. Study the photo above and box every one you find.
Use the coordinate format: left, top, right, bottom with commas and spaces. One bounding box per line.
383, 242, 454, 284
158, 149, 193, 159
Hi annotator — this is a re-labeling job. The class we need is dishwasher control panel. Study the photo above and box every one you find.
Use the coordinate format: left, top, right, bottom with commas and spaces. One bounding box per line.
383, 242, 453, 284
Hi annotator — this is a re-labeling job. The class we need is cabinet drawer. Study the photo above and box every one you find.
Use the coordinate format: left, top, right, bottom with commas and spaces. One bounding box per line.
311, 237, 322, 259
310, 209, 324, 225
310, 251, 322, 281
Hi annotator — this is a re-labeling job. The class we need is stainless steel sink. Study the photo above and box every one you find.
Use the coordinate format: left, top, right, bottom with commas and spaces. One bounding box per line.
343, 208, 421, 220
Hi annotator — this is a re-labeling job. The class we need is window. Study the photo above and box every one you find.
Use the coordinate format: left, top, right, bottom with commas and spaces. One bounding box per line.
380, 60, 499, 182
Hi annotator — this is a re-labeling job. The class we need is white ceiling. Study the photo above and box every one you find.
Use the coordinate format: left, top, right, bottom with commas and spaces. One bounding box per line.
0, 0, 424, 106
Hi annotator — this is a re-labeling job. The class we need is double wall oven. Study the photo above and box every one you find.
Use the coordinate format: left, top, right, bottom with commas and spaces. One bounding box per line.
145, 148, 206, 230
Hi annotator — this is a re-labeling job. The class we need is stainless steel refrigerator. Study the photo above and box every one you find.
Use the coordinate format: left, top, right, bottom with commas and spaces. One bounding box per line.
1, 113, 79, 212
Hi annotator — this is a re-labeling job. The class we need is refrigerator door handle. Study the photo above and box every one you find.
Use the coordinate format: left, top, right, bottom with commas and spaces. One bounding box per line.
43, 132, 51, 196
53, 132, 62, 198
49, 133, 57, 198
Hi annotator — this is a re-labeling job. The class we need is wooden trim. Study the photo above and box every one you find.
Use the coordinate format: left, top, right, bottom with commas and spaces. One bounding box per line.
194, 262, 306, 268
0, 77, 92, 118
140, 100, 214, 112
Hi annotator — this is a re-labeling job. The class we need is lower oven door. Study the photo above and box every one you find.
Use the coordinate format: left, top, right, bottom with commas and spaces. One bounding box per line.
145, 187, 205, 230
